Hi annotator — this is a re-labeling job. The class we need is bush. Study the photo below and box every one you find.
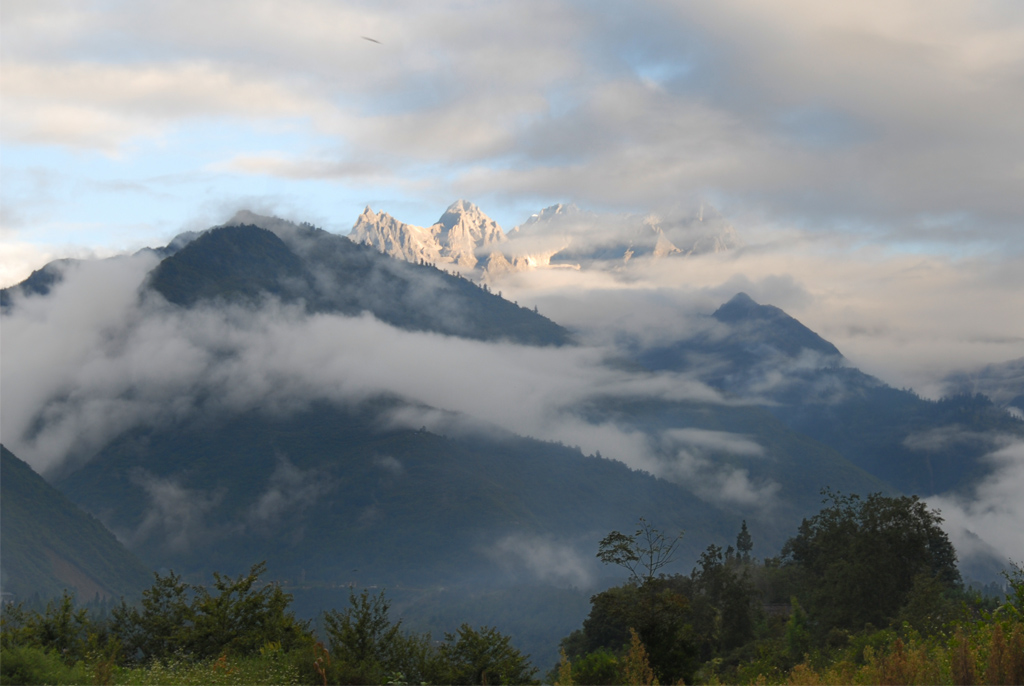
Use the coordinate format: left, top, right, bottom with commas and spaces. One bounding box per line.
0, 644, 88, 685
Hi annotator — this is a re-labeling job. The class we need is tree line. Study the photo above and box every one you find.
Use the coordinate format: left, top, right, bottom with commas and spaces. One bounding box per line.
2, 491, 1022, 685
0, 562, 535, 685
554, 491, 1024, 685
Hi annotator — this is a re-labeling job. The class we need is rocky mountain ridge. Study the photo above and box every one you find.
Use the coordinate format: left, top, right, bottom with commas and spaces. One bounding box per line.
350, 199, 507, 271
347, 200, 740, 279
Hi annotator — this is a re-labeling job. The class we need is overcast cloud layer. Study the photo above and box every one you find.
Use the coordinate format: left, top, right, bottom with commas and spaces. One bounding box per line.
3, 1, 1023, 254
3, 1, 1022, 381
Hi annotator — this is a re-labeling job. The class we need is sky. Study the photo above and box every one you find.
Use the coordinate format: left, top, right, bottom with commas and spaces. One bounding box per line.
3, 1, 1024, 259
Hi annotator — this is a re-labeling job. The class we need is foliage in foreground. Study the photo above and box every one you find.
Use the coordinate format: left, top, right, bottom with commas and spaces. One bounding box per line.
4, 492, 1021, 685
1, 563, 536, 685
553, 492, 1023, 686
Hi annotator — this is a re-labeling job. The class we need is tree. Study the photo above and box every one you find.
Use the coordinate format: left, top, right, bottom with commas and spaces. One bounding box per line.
438, 624, 538, 685
1, 592, 92, 665
692, 544, 758, 651
783, 596, 811, 662
597, 518, 683, 585
621, 628, 659, 686
1003, 560, 1024, 618
323, 589, 405, 684
112, 562, 309, 662
781, 490, 961, 633
112, 570, 193, 661
736, 520, 753, 561
189, 562, 308, 658
563, 576, 703, 685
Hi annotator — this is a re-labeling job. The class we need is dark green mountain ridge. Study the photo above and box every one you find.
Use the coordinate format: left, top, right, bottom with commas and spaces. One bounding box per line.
0, 444, 150, 602
633, 293, 1024, 495
147, 221, 571, 347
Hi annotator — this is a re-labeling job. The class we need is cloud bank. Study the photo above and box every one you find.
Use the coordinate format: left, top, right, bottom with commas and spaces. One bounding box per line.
0, 251, 737, 505
3, 0, 1023, 278
928, 440, 1024, 567
489, 235, 1024, 399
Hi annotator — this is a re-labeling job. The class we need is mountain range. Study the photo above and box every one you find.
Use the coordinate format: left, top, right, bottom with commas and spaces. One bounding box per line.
2, 202, 1021, 665
348, 200, 739, 279
351, 200, 506, 270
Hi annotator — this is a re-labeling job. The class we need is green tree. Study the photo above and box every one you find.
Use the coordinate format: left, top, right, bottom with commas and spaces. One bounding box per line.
562, 648, 620, 685
112, 570, 193, 661
189, 562, 308, 658
783, 596, 811, 662
438, 624, 538, 685
781, 490, 961, 634
736, 520, 753, 562
112, 561, 309, 662
0, 592, 92, 665
323, 589, 406, 684
597, 518, 683, 586
1003, 560, 1024, 618
562, 577, 703, 685
691, 544, 758, 652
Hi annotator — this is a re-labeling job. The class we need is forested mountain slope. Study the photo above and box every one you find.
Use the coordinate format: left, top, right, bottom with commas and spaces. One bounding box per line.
0, 445, 151, 602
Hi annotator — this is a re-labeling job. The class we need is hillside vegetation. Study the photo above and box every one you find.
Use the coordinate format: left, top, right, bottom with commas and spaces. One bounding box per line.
0, 446, 150, 602
2, 492, 1021, 685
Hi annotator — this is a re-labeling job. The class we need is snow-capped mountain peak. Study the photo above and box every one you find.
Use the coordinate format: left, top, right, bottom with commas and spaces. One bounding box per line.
347, 199, 739, 277
350, 206, 442, 264
433, 200, 506, 269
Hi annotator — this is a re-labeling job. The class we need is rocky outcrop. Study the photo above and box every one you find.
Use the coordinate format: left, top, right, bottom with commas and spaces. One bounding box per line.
350, 200, 505, 270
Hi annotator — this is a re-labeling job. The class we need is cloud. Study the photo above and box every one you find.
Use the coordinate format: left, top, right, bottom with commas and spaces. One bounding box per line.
663, 428, 765, 458
4, 0, 1023, 251
2, 61, 334, 152
0, 253, 165, 473
248, 454, 331, 527
903, 426, 1013, 454
373, 455, 404, 476
128, 470, 223, 553
659, 429, 779, 508
485, 534, 595, 588
491, 233, 1024, 399
927, 439, 1024, 567
943, 357, 1024, 406
0, 241, 60, 288
0, 249, 736, 495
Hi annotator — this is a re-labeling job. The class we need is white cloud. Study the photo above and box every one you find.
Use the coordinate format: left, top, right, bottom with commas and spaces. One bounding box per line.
0, 253, 733, 492
486, 534, 595, 588
248, 455, 331, 526
129, 471, 224, 553
4, 0, 1022, 248
0, 242, 58, 288
373, 455, 404, 476
928, 440, 1024, 565
1, 61, 332, 152
663, 428, 765, 458
492, 235, 1024, 399
660, 429, 779, 508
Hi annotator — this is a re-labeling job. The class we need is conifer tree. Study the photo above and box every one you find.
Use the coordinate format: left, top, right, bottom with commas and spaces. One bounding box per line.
736, 520, 753, 561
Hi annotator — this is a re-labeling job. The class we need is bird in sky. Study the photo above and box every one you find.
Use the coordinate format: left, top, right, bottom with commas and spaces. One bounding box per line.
361, 36, 381, 44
